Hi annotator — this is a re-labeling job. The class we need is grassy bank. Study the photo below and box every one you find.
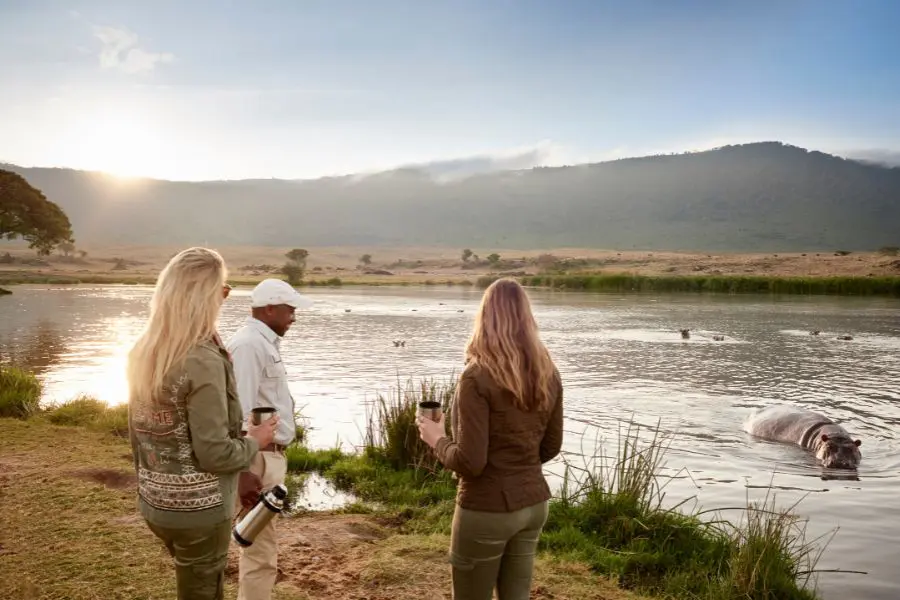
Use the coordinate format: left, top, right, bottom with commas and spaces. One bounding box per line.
477, 273, 900, 296
286, 377, 825, 600
0, 419, 640, 600
0, 373, 645, 599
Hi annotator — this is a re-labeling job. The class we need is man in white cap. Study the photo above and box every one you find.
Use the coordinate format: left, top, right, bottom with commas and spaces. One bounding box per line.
226, 278, 313, 600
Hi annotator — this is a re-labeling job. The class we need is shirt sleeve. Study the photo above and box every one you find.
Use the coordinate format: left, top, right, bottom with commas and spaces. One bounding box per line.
184, 351, 258, 474
539, 377, 564, 464
434, 374, 489, 478
226, 335, 265, 428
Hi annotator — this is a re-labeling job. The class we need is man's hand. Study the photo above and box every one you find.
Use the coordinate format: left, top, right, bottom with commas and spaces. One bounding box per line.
238, 471, 263, 510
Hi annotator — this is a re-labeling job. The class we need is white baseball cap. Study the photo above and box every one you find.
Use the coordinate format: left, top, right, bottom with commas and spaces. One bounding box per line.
250, 279, 314, 309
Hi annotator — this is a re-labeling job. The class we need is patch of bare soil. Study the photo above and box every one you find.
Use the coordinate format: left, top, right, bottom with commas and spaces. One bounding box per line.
226, 514, 394, 598
225, 514, 639, 600
73, 467, 136, 489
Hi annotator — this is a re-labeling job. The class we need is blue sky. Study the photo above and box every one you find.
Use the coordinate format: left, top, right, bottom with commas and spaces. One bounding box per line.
1, 0, 899, 180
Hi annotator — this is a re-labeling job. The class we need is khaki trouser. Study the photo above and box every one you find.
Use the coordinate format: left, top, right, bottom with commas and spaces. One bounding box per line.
236, 450, 288, 600
449, 500, 550, 600
146, 518, 232, 600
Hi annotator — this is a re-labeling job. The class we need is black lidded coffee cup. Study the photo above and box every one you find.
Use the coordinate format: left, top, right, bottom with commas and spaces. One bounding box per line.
417, 401, 442, 422
251, 407, 278, 426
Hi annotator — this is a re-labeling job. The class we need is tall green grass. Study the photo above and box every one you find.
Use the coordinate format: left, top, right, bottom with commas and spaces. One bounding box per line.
478, 273, 900, 296
543, 421, 823, 599
0, 366, 42, 418
43, 395, 129, 437
363, 376, 456, 470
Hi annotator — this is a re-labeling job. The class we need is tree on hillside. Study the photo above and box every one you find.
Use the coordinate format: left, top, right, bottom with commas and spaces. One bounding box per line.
461, 248, 473, 263
281, 248, 308, 285
359, 253, 372, 266
0, 169, 73, 255
487, 253, 501, 265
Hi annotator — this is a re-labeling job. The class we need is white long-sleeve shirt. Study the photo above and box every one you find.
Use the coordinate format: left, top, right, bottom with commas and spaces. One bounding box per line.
226, 318, 296, 446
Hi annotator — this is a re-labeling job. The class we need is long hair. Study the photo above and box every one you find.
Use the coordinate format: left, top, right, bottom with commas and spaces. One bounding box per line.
465, 278, 556, 411
127, 247, 227, 406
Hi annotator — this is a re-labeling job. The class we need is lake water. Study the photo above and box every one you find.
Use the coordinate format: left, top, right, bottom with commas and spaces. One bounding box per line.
1, 284, 898, 599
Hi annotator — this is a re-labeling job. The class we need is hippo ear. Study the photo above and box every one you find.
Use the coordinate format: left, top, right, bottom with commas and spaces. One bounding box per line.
854, 439, 861, 447
820, 434, 829, 442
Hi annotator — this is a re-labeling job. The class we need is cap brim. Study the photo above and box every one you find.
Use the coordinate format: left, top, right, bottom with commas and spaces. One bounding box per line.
288, 293, 314, 310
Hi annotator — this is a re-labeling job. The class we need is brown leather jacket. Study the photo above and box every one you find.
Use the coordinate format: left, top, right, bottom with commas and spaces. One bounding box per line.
435, 362, 563, 513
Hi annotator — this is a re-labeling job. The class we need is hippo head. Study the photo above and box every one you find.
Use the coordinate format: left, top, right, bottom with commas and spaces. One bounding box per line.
816, 434, 862, 469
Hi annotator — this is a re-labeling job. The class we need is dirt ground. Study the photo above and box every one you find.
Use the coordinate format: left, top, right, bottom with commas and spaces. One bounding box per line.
2, 242, 899, 283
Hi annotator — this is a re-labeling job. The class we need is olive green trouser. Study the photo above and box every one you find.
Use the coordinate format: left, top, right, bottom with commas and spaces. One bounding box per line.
449, 500, 550, 600
146, 518, 232, 600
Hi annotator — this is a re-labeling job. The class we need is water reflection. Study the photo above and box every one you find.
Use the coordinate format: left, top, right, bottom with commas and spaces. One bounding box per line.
0, 321, 68, 375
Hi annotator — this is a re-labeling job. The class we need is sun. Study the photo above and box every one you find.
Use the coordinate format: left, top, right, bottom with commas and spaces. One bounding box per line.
61, 110, 167, 179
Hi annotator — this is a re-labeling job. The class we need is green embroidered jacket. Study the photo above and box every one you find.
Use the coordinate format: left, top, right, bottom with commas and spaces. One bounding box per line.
128, 339, 258, 529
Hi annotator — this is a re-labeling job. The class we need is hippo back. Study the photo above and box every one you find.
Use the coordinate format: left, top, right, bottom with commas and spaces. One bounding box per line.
744, 405, 834, 448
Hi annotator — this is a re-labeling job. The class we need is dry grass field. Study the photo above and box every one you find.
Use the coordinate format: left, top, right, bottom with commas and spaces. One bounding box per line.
2, 242, 899, 285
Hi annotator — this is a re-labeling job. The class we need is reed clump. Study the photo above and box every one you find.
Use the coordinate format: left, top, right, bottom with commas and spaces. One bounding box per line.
0, 365, 42, 418
362, 376, 455, 471
543, 422, 822, 599
41, 394, 130, 437
477, 273, 900, 296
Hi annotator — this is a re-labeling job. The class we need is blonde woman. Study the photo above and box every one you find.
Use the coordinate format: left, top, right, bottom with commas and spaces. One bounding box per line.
417, 278, 564, 600
127, 247, 278, 600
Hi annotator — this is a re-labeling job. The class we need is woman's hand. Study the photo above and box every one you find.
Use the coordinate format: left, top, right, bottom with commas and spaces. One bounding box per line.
416, 413, 447, 448
248, 415, 279, 448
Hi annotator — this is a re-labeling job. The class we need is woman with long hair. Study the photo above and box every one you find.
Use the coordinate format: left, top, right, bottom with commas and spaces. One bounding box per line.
417, 278, 564, 600
127, 247, 278, 600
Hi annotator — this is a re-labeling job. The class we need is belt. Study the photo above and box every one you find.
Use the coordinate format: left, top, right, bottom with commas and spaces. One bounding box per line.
261, 443, 288, 453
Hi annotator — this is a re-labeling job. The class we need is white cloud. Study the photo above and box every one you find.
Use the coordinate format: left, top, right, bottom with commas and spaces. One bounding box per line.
93, 26, 174, 74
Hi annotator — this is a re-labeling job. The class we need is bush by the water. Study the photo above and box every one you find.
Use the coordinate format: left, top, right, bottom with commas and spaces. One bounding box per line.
0, 366, 42, 418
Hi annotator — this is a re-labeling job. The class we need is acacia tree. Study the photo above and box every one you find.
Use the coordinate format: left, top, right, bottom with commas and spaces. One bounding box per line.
0, 169, 73, 255
281, 248, 308, 285
359, 253, 372, 266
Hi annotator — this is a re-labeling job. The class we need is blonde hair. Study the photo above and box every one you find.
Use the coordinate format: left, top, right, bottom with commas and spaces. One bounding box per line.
127, 247, 227, 406
465, 278, 557, 411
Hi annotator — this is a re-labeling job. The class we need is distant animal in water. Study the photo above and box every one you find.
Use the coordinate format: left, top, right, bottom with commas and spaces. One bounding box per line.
712, 335, 725, 341
809, 330, 820, 336
345, 309, 351, 313
680, 329, 690, 340
393, 340, 406, 347
457, 309, 464, 313
836, 335, 853, 341
744, 405, 861, 470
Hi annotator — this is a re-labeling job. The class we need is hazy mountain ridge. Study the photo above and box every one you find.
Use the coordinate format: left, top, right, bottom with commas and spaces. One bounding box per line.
4, 142, 899, 252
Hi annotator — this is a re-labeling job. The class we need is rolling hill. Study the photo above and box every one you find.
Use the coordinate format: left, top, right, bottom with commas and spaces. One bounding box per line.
4, 142, 899, 252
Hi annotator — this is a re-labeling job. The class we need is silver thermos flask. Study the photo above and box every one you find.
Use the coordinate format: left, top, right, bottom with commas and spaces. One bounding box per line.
232, 483, 288, 547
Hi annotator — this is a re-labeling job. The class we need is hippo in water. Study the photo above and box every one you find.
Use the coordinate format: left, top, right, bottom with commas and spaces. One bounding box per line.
744, 405, 861, 469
